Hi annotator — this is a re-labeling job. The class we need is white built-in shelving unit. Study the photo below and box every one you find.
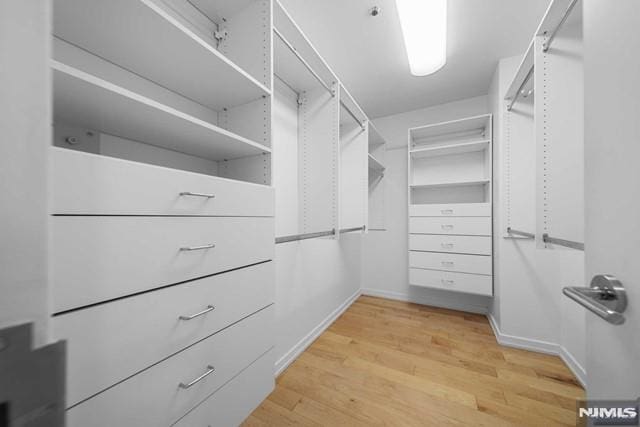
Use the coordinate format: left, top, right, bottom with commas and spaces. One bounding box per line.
408, 114, 493, 296
367, 123, 387, 230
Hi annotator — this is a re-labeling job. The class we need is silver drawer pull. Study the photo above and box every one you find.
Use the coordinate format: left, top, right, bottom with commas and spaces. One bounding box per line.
180, 191, 215, 199
441, 279, 455, 285
441, 224, 454, 230
441, 243, 454, 249
441, 261, 454, 266
179, 365, 215, 389
441, 209, 453, 215
179, 305, 215, 321
180, 243, 215, 251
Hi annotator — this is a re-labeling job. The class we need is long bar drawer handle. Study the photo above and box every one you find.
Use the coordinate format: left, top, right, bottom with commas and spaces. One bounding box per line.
441, 261, 454, 266
441, 224, 454, 230
441, 279, 455, 285
441, 243, 454, 249
179, 305, 215, 321
179, 365, 215, 389
441, 209, 453, 215
180, 191, 215, 199
180, 243, 215, 251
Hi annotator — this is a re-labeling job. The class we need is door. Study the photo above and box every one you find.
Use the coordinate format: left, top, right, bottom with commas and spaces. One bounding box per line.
583, 0, 640, 398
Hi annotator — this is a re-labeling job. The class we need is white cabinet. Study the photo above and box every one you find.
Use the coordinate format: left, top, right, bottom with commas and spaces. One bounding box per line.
408, 115, 493, 296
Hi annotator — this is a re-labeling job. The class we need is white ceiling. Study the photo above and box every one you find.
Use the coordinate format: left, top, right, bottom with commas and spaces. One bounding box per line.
278, 0, 551, 118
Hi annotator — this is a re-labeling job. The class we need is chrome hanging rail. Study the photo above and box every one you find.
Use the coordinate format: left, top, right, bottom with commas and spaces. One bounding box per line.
542, 233, 584, 250
542, 0, 579, 52
340, 101, 365, 130
339, 226, 366, 234
275, 229, 336, 244
273, 28, 334, 96
506, 227, 535, 239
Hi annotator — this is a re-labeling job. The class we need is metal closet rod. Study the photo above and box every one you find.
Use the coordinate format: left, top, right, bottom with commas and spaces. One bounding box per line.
275, 226, 366, 244
273, 28, 334, 96
542, 233, 584, 250
506, 66, 534, 111
340, 101, 366, 130
506, 227, 535, 239
542, 0, 580, 52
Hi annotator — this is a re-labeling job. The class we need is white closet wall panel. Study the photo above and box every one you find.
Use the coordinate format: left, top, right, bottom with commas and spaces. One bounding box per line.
535, 21, 584, 245
340, 121, 368, 230
298, 85, 339, 233
273, 79, 300, 236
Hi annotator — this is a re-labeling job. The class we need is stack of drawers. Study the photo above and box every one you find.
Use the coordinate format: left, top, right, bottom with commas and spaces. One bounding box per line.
51, 148, 275, 426
409, 203, 493, 296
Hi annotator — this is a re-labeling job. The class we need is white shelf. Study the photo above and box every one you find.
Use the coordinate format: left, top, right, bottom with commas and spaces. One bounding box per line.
410, 140, 490, 159
368, 122, 386, 148
53, 61, 270, 161
505, 39, 534, 102
368, 153, 385, 173
410, 179, 490, 190
53, 0, 269, 111
409, 115, 491, 146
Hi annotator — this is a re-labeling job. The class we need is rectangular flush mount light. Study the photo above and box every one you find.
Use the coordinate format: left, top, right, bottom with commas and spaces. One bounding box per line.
395, 0, 447, 76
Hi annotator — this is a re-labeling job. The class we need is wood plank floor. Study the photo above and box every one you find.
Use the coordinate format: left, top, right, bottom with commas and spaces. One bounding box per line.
243, 296, 584, 426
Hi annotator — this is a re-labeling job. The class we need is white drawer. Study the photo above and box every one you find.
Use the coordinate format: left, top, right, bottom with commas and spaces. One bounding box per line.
55, 262, 274, 407
52, 216, 274, 312
409, 251, 492, 275
409, 203, 490, 217
409, 234, 491, 255
409, 217, 491, 236
175, 349, 275, 427
410, 268, 493, 296
66, 305, 274, 427
51, 147, 274, 216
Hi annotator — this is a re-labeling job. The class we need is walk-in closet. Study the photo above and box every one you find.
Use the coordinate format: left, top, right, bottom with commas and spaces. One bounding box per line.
1, 0, 638, 426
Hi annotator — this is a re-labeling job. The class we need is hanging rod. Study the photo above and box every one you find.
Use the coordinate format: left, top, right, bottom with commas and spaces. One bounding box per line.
542, 0, 579, 52
542, 233, 584, 250
340, 101, 366, 130
339, 226, 366, 234
506, 227, 535, 239
275, 229, 336, 244
507, 66, 534, 111
273, 28, 334, 96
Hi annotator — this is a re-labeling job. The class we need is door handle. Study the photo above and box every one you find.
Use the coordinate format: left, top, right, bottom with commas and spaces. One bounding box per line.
562, 275, 627, 325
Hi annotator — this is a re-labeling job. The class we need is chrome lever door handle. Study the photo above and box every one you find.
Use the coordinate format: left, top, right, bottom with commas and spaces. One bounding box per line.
562, 275, 627, 325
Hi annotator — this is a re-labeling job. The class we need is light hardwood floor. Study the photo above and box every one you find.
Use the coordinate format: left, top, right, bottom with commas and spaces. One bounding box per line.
243, 296, 584, 426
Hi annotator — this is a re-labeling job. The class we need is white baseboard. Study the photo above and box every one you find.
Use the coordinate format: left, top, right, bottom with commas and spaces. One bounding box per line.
487, 314, 587, 388
274, 289, 361, 377
361, 288, 489, 315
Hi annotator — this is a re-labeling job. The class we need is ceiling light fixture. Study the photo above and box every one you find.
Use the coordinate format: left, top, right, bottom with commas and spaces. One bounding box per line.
395, 0, 447, 76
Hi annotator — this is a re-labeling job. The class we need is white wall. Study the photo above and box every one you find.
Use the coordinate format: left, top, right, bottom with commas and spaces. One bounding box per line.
489, 51, 586, 384
363, 96, 492, 313
273, 80, 361, 374
0, 0, 51, 346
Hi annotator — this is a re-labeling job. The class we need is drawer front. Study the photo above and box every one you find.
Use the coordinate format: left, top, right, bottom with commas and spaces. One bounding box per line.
55, 262, 274, 407
410, 268, 493, 296
175, 349, 275, 427
409, 252, 492, 275
52, 216, 274, 312
409, 203, 490, 217
66, 305, 274, 427
409, 234, 491, 255
409, 217, 491, 236
52, 147, 274, 216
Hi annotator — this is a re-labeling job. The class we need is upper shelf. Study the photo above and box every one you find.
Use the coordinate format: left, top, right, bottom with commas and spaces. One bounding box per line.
410, 140, 490, 159
410, 179, 490, 190
52, 61, 270, 161
368, 153, 385, 174
368, 123, 387, 149
53, 0, 269, 112
409, 115, 491, 148
504, 39, 534, 104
